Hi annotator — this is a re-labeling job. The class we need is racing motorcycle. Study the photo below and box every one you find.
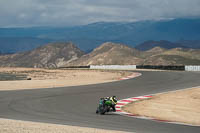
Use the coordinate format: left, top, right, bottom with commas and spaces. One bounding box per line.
96, 98, 114, 115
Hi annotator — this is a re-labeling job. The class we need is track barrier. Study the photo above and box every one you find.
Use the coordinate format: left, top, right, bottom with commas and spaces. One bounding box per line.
59, 65, 200, 71
59, 66, 90, 69
90, 65, 136, 70
136, 65, 185, 71
185, 66, 200, 71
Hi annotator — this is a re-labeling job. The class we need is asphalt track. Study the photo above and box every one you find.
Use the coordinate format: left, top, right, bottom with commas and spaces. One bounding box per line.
0, 71, 200, 133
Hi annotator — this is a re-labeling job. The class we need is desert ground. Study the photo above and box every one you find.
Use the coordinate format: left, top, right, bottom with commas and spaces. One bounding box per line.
123, 87, 200, 126
0, 67, 131, 90
0, 67, 131, 133
0, 118, 129, 133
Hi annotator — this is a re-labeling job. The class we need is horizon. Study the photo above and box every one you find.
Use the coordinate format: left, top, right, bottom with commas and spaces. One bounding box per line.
0, 17, 199, 28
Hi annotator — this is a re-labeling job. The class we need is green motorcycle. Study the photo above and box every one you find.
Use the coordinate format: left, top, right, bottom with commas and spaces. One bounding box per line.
96, 98, 113, 115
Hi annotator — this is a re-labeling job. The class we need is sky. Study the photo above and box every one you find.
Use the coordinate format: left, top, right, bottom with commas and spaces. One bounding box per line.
0, 0, 200, 27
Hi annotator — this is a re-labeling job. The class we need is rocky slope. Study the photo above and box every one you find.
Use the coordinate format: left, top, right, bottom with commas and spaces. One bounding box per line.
0, 42, 84, 68
67, 43, 200, 66
143, 47, 200, 65
67, 42, 143, 66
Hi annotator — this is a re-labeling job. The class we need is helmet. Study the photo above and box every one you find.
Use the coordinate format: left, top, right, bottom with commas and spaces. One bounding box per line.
113, 96, 116, 98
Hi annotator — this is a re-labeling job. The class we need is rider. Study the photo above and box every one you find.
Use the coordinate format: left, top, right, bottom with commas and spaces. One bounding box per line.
96, 96, 117, 114
109, 96, 117, 112
102, 96, 117, 111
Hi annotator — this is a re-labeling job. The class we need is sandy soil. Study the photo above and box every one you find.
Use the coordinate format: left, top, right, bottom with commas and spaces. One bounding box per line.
0, 118, 129, 133
0, 67, 130, 91
123, 87, 200, 126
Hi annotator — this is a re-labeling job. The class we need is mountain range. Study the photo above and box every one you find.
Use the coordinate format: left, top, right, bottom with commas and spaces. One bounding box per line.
0, 18, 200, 53
135, 40, 196, 51
1, 42, 200, 68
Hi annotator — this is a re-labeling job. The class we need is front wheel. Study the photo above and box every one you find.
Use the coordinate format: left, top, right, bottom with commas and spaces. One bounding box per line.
100, 105, 108, 115
96, 109, 99, 114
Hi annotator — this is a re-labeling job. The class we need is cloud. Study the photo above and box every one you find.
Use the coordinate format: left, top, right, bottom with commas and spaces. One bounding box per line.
0, 0, 200, 27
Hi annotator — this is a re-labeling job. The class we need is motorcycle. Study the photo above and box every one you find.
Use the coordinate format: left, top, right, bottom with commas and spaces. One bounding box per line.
96, 99, 114, 115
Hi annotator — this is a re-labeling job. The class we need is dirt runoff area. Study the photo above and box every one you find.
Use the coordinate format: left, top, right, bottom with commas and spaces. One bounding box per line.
0, 118, 129, 133
123, 87, 200, 126
0, 67, 131, 91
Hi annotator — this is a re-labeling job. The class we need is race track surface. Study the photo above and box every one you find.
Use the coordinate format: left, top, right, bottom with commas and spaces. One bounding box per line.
0, 71, 200, 133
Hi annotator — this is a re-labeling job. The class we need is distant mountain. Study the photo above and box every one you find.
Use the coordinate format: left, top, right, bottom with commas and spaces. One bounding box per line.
135, 40, 187, 51
176, 40, 200, 49
135, 39, 200, 51
0, 18, 200, 53
0, 42, 84, 68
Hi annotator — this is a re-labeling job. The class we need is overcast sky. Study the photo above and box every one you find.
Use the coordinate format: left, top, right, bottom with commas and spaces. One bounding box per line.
0, 0, 200, 27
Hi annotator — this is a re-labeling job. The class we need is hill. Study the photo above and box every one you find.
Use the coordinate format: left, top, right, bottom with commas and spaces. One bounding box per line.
143, 48, 200, 65
0, 42, 84, 68
67, 43, 200, 66
66, 42, 143, 66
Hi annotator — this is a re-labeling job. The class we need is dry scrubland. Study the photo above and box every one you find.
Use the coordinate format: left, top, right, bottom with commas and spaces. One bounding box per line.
123, 87, 200, 126
0, 67, 130, 90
